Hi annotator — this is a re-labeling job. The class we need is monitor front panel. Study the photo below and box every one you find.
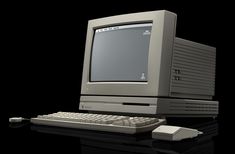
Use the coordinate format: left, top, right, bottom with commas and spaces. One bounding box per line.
81, 11, 176, 97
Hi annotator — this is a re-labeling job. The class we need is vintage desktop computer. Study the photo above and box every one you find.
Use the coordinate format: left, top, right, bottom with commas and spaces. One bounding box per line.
27, 10, 218, 135
79, 10, 218, 117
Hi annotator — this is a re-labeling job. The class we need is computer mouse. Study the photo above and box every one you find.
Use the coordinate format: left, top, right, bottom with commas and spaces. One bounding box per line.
152, 125, 203, 141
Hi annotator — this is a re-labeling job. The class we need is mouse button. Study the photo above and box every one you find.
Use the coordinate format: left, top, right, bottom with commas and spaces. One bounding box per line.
155, 125, 180, 134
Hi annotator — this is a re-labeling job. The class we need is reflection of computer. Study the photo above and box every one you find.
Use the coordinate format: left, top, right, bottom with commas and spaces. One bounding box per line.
31, 120, 218, 154
30, 10, 218, 134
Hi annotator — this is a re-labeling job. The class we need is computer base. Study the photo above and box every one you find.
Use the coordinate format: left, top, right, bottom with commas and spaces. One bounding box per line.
80, 96, 219, 117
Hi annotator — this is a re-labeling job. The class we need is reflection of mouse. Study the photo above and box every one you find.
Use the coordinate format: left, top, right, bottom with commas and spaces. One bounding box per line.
152, 125, 203, 141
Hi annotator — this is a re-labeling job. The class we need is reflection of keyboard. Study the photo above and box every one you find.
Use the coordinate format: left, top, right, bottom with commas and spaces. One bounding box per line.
31, 112, 166, 134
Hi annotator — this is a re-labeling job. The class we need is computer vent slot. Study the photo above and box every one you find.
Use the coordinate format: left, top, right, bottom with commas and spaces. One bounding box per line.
170, 38, 216, 96
169, 101, 218, 114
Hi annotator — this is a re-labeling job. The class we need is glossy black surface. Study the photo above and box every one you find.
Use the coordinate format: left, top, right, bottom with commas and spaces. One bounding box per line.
8, 119, 220, 154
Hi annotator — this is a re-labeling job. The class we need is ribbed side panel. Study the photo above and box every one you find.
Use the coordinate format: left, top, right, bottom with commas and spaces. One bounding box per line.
168, 101, 218, 114
157, 99, 219, 116
170, 38, 216, 98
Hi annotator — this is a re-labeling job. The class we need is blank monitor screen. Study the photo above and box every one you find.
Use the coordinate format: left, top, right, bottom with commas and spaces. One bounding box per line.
90, 23, 152, 82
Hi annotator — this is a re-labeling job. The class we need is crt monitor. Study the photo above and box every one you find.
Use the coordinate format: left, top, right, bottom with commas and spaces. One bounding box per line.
79, 10, 218, 117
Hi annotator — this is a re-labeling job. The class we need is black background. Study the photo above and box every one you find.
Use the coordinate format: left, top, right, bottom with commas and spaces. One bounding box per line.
5, 1, 232, 153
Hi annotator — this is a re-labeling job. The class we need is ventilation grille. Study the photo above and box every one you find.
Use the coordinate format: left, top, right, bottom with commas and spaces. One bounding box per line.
171, 38, 216, 97
169, 101, 218, 114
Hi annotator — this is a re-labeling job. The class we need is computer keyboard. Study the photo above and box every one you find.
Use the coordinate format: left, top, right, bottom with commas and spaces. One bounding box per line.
30, 112, 166, 134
